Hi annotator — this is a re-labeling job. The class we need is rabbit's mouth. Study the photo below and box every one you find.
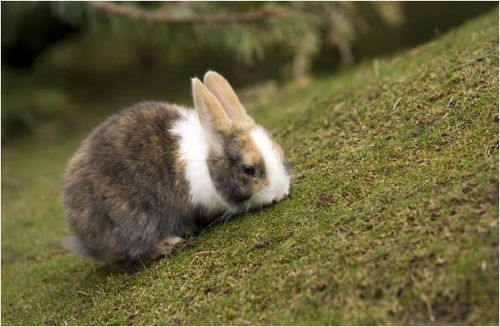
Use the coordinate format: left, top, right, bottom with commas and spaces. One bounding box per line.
246, 189, 290, 210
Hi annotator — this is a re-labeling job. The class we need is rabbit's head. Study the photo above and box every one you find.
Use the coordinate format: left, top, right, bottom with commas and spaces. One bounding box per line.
191, 71, 291, 211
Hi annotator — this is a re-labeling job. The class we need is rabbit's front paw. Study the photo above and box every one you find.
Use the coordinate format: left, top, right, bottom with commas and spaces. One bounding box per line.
149, 235, 185, 260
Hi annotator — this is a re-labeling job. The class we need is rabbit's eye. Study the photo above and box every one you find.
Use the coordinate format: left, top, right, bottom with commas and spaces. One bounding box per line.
243, 165, 255, 176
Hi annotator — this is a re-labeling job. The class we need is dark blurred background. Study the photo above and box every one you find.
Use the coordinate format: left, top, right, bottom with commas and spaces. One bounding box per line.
2, 1, 496, 143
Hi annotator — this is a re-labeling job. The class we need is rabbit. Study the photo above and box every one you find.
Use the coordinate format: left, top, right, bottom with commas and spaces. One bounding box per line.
62, 71, 291, 269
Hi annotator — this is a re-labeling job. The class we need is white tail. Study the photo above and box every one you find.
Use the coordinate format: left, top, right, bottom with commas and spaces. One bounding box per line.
61, 236, 89, 256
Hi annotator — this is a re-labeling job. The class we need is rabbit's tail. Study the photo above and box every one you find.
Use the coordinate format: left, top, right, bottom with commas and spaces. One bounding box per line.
61, 236, 90, 256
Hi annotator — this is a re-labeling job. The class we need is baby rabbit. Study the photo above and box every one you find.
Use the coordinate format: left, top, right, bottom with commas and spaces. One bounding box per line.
62, 71, 291, 269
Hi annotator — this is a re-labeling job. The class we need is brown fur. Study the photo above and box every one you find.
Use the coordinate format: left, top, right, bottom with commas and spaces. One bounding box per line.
62, 102, 199, 267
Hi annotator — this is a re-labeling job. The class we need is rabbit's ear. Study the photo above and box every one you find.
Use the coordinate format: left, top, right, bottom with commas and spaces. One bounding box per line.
192, 77, 232, 137
203, 71, 254, 125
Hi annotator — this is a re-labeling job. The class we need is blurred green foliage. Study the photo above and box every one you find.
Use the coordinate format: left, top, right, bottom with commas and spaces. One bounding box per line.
2, 68, 76, 139
1, 1, 496, 142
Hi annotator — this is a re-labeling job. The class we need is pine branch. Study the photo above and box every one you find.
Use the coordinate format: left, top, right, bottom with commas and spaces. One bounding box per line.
88, 2, 297, 25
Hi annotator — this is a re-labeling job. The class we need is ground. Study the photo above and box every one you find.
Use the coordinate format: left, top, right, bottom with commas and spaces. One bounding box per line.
2, 9, 498, 325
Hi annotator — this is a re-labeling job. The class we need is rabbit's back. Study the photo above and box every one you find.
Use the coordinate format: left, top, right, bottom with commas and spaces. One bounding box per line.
62, 102, 198, 265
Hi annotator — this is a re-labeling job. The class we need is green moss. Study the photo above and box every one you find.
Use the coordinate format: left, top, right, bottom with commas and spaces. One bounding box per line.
2, 9, 498, 325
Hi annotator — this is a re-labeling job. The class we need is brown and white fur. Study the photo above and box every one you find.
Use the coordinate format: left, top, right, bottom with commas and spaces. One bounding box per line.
62, 71, 291, 269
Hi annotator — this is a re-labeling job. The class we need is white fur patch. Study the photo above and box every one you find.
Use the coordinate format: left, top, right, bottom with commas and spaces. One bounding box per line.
250, 127, 291, 206
170, 109, 232, 215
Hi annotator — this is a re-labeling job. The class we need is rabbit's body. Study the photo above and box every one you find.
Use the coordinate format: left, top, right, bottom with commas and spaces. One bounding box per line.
63, 102, 202, 266
62, 71, 291, 268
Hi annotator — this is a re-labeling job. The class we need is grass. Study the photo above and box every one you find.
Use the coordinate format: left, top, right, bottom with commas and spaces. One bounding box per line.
2, 9, 498, 325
